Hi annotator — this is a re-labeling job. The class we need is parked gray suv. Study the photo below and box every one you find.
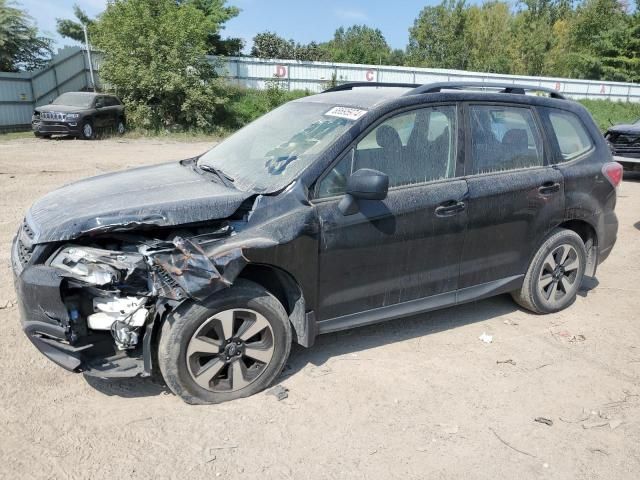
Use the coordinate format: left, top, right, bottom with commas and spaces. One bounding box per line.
32, 92, 125, 139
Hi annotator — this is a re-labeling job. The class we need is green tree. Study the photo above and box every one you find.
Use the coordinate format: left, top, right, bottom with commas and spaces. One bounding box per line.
465, 2, 515, 73
0, 0, 52, 71
568, 0, 637, 81
93, 0, 233, 131
56, 4, 95, 43
323, 25, 393, 65
178, 0, 244, 55
407, 0, 470, 69
250, 32, 328, 61
251, 32, 296, 59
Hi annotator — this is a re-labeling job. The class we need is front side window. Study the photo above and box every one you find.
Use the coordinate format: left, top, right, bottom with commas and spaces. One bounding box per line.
469, 105, 544, 174
546, 110, 593, 161
317, 105, 457, 198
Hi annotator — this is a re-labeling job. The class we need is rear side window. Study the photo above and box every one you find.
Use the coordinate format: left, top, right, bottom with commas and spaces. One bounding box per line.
469, 105, 544, 175
547, 111, 593, 161
104, 96, 119, 106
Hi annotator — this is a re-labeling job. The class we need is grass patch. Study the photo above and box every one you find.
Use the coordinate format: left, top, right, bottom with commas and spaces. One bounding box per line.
579, 99, 640, 132
0, 131, 33, 141
119, 130, 224, 142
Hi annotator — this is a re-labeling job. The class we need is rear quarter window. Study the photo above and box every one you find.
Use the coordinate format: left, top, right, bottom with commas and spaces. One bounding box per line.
545, 110, 594, 161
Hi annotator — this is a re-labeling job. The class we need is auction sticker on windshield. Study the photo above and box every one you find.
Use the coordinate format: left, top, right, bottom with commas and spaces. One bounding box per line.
325, 106, 368, 121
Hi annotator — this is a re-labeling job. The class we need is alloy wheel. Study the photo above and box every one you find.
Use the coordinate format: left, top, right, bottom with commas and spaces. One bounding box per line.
186, 309, 274, 392
83, 123, 93, 138
538, 244, 581, 302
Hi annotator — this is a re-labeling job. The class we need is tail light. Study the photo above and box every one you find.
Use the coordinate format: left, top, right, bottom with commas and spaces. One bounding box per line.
602, 162, 623, 188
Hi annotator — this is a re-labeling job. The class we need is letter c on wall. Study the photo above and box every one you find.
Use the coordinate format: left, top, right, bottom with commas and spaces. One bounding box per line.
366, 70, 375, 82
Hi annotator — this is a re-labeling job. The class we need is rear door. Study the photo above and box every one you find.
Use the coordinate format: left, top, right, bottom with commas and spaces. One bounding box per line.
458, 103, 565, 290
104, 96, 121, 127
314, 104, 468, 321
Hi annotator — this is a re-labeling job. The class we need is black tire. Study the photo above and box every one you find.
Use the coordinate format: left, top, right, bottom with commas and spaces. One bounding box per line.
512, 228, 586, 314
116, 117, 126, 135
158, 280, 292, 405
80, 120, 95, 140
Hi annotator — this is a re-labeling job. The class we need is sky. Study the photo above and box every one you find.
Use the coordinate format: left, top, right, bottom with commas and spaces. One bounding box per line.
18, 0, 439, 52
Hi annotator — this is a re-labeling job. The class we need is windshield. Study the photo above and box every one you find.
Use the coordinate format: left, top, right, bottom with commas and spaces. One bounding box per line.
198, 102, 364, 192
52, 93, 94, 108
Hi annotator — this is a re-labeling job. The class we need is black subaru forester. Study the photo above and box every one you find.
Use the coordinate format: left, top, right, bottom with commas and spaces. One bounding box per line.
12, 82, 620, 404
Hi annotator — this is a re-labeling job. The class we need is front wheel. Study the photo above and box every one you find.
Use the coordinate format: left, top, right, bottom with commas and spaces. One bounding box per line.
512, 228, 586, 314
158, 280, 292, 404
80, 120, 95, 140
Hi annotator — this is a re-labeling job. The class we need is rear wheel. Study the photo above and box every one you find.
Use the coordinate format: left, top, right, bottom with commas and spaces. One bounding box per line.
512, 228, 586, 314
158, 280, 292, 404
116, 118, 125, 135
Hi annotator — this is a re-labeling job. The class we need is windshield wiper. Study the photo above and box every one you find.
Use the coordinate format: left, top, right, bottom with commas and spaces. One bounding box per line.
198, 164, 235, 187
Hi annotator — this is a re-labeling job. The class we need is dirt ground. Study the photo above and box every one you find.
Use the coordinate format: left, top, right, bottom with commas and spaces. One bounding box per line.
0, 136, 639, 480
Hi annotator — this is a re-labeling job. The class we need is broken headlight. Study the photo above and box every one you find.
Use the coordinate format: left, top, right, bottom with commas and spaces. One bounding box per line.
50, 245, 143, 286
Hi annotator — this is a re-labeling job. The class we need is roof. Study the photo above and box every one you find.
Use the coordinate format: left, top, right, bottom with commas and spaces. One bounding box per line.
299, 82, 570, 110
294, 87, 412, 109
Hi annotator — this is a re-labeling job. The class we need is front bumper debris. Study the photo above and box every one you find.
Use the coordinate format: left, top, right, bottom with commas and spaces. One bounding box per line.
11, 221, 246, 377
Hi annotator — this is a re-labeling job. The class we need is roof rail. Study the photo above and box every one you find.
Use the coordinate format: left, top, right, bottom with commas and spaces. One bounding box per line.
323, 82, 419, 93
404, 81, 567, 99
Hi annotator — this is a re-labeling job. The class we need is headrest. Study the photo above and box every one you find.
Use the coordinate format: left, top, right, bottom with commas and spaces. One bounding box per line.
376, 125, 402, 151
502, 129, 528, 147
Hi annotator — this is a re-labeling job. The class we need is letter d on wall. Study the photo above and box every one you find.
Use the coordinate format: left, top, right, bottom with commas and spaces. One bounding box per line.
276, 65, 287, 78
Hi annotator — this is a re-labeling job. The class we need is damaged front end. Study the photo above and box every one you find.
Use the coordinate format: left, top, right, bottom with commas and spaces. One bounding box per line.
13, 222, 247, 378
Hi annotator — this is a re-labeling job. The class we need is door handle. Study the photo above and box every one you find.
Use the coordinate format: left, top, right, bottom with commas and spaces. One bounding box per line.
538, 182, 561, 195
435, 200, 466, 217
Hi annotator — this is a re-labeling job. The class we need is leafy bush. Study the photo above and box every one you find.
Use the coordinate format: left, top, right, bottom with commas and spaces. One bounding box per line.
216, 81, 309, 130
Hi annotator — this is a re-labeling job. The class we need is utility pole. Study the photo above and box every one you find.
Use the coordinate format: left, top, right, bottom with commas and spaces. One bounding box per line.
83, 24, 97, 91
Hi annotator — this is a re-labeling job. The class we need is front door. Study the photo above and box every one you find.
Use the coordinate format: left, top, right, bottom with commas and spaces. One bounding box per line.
313, 105, 468, 321
459, 103, 565, 290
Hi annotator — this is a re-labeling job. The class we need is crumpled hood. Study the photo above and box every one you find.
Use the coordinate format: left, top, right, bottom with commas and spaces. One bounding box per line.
27, 160, 253, 243
607, 123, 640, 135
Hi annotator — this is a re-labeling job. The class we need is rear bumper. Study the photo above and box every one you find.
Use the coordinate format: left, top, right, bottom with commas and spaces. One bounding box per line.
614, 155, 640, 171
598, 209, 618, 265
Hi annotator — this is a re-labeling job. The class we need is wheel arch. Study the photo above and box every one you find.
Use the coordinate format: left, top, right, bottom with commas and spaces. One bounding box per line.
237, 263, 316, 348
557, 219, 598, 276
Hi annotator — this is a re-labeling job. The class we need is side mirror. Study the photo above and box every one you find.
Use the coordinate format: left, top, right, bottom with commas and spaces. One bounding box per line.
339, 168, 389, 215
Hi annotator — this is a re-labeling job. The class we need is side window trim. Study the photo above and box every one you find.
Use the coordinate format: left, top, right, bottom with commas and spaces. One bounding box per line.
462, 101, 547, 177
312, 102, 461, 201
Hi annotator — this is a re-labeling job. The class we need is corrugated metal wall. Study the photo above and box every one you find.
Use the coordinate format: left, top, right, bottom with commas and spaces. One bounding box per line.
2, 50, 639, 130
0, 47, 99, 131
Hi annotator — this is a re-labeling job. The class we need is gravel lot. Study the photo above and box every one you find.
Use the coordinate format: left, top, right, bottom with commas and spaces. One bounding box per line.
1, 136, 639, 480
